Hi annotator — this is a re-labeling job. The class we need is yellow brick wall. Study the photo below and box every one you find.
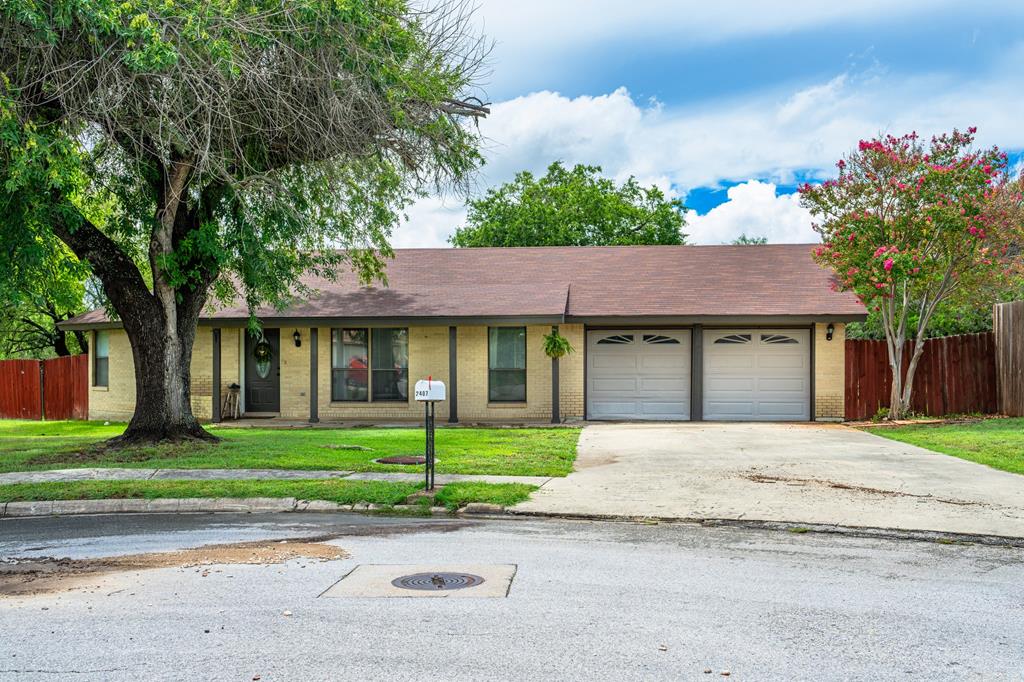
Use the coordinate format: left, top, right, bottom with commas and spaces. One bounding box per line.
317, 326, 450, 421
456, 325, 556, 422
89, 329, 136, 422
814, 322, 846, 420
557, 324, 585, 420
278, 327, 311, 419
90, 327, 242, 422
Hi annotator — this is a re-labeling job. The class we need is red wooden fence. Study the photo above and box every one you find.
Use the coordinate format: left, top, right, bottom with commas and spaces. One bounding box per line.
0, 354, 88, 420
42, 354, 89, 420
0, 359, 43, 420
845, 332, 998, 420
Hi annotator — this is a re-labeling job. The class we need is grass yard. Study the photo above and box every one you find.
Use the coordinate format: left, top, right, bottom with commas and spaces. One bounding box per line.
864, 417, 1024, 475
0, 478, 537, 510
0, 420, 579, 477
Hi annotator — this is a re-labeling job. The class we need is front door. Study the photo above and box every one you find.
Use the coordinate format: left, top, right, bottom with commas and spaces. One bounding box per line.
245, 329, 281, 413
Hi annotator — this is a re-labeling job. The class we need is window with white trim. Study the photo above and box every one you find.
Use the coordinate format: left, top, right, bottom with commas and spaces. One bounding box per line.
93, 331, 109, 387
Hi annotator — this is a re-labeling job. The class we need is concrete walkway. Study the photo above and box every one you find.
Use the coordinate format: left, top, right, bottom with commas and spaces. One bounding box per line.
0, 467, 551, 487
513, 423, 1024, 538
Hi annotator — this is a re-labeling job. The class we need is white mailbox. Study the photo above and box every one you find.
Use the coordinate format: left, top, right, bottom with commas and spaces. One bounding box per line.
414, 379, 446, 402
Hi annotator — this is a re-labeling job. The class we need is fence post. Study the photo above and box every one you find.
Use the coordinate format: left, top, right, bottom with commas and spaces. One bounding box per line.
38, 361, 45, 421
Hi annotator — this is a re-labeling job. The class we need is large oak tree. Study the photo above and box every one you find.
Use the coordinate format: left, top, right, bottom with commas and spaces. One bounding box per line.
0, 0, 488, 443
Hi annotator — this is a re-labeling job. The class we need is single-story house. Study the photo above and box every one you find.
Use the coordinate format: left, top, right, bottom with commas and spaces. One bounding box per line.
61, 244, 866, 424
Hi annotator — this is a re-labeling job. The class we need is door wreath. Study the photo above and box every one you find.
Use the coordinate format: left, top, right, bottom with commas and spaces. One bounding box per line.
253, 339, 273, 379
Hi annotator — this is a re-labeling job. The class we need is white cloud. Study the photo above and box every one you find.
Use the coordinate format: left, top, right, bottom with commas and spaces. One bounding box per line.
393, 41, 1024, 247
391, 197, 466, 249
685, 181, 814, 244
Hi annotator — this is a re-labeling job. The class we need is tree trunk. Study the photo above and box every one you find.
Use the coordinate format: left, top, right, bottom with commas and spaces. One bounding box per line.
50, 163, 219, 447
110, 314, 214, 445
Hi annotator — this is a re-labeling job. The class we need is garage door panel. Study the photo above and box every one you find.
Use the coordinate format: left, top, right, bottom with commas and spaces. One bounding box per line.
640, 376, 689, 391
757, 402, 807, 418
705, 376, 756, 392
641, 355, 690, 370
705, 355, 755, 371
757, 377, 806, 392
591, 355, 639, 370
642, 402, 690, 415
587, 330, 690, 420
703, 329, 810, 421
758, 355, 806, 369
704, 401, 755, 416
592, 377, 639, 392
590, 401, 639, 416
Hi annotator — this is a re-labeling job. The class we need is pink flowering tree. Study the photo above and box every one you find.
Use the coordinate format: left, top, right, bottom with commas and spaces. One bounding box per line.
800, 128, 1023, 419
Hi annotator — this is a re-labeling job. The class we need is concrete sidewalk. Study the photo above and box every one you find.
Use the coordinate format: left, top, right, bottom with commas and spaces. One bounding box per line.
0, 467, 552, 487
513, 423, 1024, 539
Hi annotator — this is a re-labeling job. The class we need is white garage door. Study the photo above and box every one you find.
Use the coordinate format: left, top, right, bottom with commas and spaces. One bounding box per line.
703, 329, 810, 421
587, 330, 691, 420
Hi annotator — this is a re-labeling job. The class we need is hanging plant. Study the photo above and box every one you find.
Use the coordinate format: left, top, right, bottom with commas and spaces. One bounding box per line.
542, 331, 575, 359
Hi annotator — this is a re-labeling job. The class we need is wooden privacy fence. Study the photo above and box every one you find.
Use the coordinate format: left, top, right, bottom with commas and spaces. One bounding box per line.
845, 333, 997, 420
0, 354, 88, 420
994, 301, 1024, 417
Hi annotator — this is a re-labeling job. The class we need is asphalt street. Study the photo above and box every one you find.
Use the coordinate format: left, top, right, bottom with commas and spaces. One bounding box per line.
1, 513, 1022, 681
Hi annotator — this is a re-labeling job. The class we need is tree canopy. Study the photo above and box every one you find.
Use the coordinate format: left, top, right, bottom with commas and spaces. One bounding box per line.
450, 162, 688, 247
731, 234, 768, 245
0, 0, 488, 442
801, 128, 1023, 418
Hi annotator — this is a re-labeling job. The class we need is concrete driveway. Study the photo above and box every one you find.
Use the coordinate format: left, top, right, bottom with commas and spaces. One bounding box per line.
514, 423, 1024, 538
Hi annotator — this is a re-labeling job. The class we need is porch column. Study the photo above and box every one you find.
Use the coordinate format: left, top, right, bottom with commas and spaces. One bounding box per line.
550, 325, 560, 424
309, 327, 319, 423
212, 328, 222, 423
690, 324, 702, 421
448, 326, 458, 423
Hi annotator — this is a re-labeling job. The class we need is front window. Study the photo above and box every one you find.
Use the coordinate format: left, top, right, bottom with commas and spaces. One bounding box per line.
93, 330, 109, 387
331, 328, 408, 402
488, 327, 526, 402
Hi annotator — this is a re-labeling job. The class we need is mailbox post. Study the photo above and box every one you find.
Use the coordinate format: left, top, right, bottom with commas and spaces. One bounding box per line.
414, 377, 446, 490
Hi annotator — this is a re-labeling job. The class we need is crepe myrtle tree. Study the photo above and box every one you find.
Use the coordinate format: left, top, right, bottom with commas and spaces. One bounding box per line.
0, 0, 489, 444
800, 128, 1023, 419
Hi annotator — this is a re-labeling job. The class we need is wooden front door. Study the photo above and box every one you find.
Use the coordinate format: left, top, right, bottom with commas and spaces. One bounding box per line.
245, 329, 280, 413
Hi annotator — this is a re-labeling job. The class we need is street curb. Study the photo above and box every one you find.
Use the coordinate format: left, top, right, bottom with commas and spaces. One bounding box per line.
0, 498, 452, 519
503, 509, 1024, 548
4, 498, 1021, 548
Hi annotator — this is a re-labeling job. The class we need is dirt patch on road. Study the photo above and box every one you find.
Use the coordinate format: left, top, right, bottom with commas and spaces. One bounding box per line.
742, 473, 984, 507
0, 539, 347, 597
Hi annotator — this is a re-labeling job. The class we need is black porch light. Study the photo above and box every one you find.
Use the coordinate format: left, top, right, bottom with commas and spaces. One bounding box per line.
826, 323, 835, 341
293, 329, 302, 347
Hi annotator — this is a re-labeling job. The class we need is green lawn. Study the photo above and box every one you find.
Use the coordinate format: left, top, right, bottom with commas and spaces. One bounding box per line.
0, 421, 579, 476
0, 478, 536, 510
864, 417, 1024, 475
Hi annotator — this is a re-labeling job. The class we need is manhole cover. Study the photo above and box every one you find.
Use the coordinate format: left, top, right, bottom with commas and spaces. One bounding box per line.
390, 572, 485, 591
374, 455, 426, 465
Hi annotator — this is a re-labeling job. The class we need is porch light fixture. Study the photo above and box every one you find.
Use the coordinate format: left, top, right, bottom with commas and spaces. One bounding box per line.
293, 330, 302, 348
826, 323, 835, 341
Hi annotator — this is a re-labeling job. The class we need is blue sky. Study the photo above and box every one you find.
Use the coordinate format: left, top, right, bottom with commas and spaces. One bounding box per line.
393, 0, 1024, 247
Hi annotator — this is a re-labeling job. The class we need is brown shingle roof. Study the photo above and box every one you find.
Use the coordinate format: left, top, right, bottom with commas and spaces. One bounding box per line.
63, 245, 865, 326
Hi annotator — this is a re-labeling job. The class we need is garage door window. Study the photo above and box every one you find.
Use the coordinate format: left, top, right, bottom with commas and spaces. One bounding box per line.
714, 333, 751, 344
488, 327, 526, 402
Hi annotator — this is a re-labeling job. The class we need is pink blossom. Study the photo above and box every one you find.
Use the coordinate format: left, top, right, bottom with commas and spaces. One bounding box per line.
883, 258, 894, 271
873, 246, 887, 257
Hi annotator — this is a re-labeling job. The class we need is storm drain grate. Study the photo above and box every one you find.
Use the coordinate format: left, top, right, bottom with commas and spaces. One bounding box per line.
374, 455, 426, 465
391, 572, 485, 591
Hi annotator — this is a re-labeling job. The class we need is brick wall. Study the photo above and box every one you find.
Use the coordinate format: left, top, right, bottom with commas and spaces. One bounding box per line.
89, 328, 242, 422
88, 329, 136, 422
814, 322, 845, 420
